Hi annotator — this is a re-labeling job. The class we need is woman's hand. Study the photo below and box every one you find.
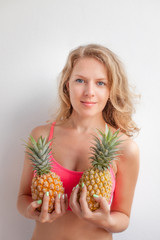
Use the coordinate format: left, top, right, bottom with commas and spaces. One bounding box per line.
26, 192, 68, 223
69, 184, 112, 230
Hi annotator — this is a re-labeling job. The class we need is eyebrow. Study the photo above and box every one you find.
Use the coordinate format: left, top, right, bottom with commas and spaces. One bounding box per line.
73, 74, 108, 81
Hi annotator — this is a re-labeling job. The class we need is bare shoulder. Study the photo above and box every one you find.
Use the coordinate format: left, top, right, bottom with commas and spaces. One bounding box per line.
108, 125, 139, 157
30, 123, 52, 141
111, 131, 140, 215
107, 125, 139, 173
121, 135, 139, 160
118, 133, 140, 172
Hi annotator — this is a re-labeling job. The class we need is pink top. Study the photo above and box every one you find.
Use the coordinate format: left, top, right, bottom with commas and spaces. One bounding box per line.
48, 122, 116, 210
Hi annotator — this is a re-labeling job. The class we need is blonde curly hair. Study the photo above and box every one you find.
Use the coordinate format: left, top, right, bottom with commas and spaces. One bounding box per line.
55, 44, 139, 137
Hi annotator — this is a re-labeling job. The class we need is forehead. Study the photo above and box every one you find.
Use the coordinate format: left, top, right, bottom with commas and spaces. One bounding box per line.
71, 57, 108, 77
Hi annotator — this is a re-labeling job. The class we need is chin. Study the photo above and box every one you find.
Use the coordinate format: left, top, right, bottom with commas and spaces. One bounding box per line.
79, 110, 102, 118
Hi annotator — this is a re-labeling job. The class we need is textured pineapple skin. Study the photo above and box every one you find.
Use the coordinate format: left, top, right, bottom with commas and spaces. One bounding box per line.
31, 171, 64, 213
78, 168, 113, 211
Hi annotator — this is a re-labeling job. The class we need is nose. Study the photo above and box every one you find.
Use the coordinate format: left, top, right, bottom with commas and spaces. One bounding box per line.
84, 82, 95, 97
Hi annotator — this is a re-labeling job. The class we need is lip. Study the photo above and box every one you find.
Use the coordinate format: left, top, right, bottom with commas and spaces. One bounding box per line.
80, 101, 97, 106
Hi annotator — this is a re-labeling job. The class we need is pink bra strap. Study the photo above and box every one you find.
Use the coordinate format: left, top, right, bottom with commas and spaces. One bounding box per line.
48, 122, 56, 141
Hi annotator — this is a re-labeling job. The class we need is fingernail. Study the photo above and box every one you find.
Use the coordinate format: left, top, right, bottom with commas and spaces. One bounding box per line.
46, 192, 49, 197
37, 199, 42, 204
65, 194, 68, 199
82, 182, 84, 188
93, 194, 99, 198
76, 184, 79, 188
62, 194, 65, 199
58, 193, 61, 199
72, 187, 75, 191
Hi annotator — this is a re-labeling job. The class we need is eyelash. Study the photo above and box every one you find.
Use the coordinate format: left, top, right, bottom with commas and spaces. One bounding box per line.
75, 79, 106, 86
97, 81, 106, 86
75, 79, 84, 83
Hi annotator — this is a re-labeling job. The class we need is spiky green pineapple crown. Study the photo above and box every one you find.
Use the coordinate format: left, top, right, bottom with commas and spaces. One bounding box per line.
25, 136, 52, 176
90, 128, 123, 171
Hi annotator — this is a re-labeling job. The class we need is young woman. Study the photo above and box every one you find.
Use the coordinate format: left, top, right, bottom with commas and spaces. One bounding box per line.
17, 44, 140, 240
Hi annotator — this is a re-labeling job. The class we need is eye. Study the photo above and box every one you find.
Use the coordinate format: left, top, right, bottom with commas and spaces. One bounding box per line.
97, 81, 106, 86
75, 79, 84, 83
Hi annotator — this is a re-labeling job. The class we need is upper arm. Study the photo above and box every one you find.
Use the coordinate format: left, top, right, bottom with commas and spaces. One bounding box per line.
17, 125, 50, 197
111, 138, 140, 217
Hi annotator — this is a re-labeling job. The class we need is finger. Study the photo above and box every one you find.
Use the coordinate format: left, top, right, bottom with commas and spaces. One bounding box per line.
61, 194, 67, 214
27, 200, 42, 218
93, 194, 110, 212
65, 194, 68, 211
69, 185, 81, 215
79, 184, 91, 216
54, 193, 61, 215
28, 199, 42, 214
39, 192, 50, 222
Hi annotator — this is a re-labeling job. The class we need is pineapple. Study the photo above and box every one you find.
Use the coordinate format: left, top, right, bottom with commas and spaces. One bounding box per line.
78, 128, 123, 211
25, 135, 64, 213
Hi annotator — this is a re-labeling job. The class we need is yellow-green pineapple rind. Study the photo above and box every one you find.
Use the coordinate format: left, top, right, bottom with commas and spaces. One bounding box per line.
79, 167, 113, 211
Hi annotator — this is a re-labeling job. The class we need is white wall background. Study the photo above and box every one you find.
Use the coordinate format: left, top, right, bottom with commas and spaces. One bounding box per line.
0, 0, 160, 239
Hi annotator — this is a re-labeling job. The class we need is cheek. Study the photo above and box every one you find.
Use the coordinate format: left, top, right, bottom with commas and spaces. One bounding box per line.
99, 89, 109, 100
69, 85, 83, 97
69, 86, 80, 106
99, 93, 110, 108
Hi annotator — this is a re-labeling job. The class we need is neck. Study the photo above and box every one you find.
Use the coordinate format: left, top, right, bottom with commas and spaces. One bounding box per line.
66, 112, 106, 133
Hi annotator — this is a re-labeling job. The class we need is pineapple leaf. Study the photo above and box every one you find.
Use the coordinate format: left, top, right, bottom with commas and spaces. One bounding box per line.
24, 135, 54, 175
89, 127, 124, 170
25, 151, 42, 164
37, 137, 43, 149
41, 142, 52, 156
29, 136, 39, 152
112, 129, 120, 138
107, 128, 112, 142
42, 137, 47, 147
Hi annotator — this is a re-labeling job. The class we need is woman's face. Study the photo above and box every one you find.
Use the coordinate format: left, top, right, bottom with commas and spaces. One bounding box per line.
68, 57, 110, 118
